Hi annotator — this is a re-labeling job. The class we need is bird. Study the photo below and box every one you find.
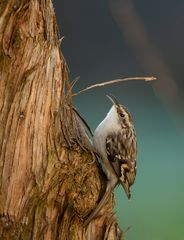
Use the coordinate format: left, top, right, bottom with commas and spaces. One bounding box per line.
84, 94, 137, 226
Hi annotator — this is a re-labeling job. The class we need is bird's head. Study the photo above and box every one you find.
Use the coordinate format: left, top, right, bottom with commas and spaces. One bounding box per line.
106, 94, 133, 128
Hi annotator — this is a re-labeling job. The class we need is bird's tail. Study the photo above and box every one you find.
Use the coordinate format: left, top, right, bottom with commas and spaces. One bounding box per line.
83, 178, 118, 226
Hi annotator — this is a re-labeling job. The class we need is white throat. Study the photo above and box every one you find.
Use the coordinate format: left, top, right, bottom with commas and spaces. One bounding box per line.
93, 105, 121, 158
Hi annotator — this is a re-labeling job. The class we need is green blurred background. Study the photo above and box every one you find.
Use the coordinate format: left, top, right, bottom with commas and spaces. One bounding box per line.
53, 1, 184, 239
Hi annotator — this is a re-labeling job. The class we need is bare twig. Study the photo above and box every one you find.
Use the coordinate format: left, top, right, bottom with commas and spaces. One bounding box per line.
72, 76, 156, 96
124, 225, 132, 234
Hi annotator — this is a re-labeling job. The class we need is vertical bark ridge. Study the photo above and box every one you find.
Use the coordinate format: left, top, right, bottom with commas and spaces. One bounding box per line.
0, 0, 124, 239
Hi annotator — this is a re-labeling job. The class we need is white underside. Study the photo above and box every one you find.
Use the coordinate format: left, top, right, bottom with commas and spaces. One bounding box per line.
93, 105, 121, 160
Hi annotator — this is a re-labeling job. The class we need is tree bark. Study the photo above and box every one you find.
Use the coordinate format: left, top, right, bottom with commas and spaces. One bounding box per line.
0, 0, 123, 239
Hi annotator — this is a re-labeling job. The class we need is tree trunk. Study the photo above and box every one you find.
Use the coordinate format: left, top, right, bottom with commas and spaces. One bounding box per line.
0, 0, 123, 239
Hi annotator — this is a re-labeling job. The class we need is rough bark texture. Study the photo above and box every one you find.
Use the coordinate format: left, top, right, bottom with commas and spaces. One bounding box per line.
0, 0, 123, 239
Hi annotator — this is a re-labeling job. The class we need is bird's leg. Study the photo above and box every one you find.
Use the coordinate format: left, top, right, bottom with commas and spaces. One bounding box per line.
84, 159, 118, 226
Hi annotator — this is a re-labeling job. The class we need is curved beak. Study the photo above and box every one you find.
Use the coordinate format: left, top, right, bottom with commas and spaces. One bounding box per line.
106, 94, 120, 106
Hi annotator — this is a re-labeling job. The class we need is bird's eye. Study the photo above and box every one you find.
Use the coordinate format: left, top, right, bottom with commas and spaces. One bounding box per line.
120, 113, 125, 118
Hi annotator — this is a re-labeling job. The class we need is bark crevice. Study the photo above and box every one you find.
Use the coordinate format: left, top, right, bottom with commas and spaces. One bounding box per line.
0, 0, 124, 239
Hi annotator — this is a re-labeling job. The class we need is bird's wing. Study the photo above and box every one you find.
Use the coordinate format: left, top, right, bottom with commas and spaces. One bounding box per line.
106, 130, 137, 199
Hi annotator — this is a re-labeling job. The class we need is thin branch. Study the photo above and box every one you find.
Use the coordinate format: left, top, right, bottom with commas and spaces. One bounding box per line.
72, 76, 156, 96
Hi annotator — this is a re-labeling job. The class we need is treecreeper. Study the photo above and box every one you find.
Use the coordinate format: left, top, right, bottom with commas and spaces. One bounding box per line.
84, 94, 137, 226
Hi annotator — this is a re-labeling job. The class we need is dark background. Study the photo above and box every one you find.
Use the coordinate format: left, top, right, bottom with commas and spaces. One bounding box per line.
53, 1, 184, 239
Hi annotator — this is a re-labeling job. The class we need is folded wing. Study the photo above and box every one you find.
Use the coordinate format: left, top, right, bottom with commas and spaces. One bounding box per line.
106, 129, 137, 199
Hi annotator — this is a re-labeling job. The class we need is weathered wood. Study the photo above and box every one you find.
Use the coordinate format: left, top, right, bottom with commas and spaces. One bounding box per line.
0, 0, 123, 239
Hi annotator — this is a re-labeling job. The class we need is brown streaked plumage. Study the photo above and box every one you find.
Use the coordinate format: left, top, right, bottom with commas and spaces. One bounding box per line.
106, 129, 137, 199
84, 94, 137, 226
